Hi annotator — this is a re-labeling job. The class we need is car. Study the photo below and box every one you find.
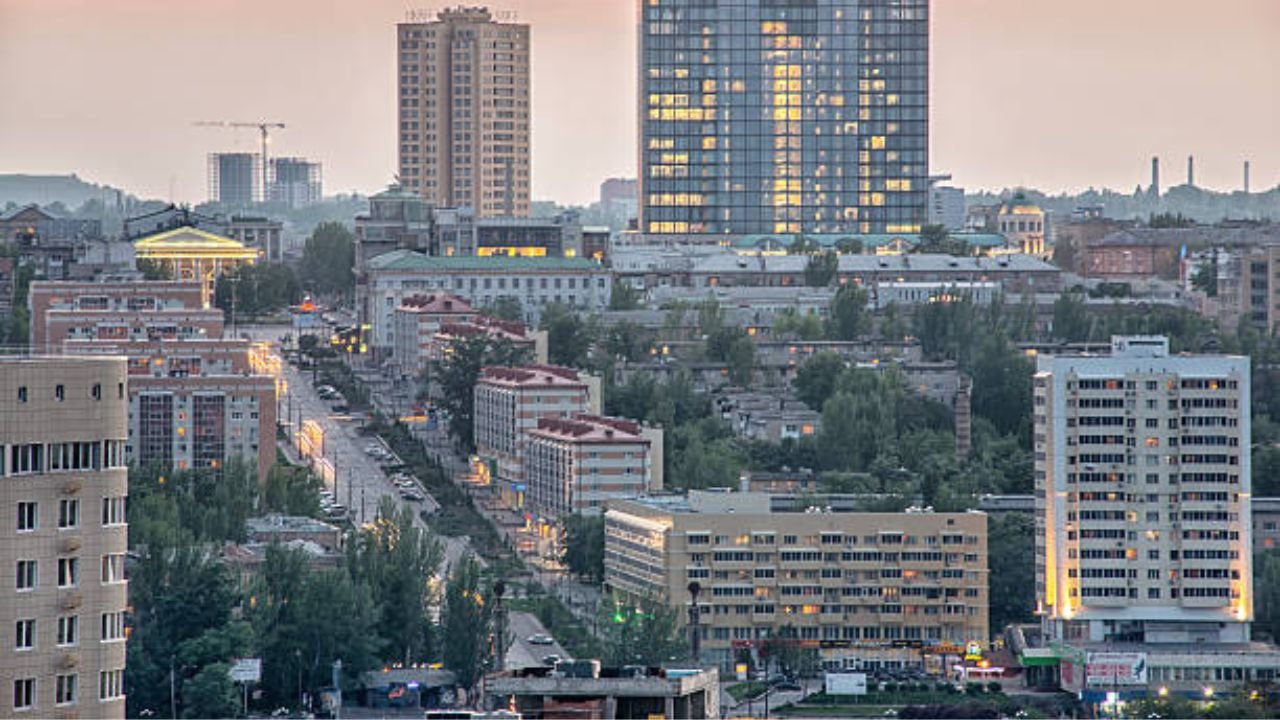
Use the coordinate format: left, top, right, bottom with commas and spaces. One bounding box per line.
332, 404, 351, 413
527, 634, 554, 645
399, 490, 425, 502
541, 654, 562, 667
774, 681, 802, 692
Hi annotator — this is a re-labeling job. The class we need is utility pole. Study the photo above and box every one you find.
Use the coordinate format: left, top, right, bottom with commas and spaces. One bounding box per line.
169, 656, 177, 719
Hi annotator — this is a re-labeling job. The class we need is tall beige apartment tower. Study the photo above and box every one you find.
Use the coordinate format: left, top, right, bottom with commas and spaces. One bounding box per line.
0, 356, 129, 718
398, 7, 531, 218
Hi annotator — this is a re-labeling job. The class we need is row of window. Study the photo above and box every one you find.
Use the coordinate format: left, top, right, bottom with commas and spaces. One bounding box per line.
5, 441, 127, 476
15, 554, 125, 591
11, 669, 123, 711
16, 497, 126, 532
14, 611, 126, 650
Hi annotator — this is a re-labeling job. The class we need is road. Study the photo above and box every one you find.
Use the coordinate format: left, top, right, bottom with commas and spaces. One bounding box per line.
504, 611, 572, 670
244, 325, 473, 572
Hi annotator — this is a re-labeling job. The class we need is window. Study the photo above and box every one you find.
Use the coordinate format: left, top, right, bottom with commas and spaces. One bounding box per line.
55, 384, 65, 401
55, 674, 77, 706
100, 554, 124, 584
13, 678, 34, 711
57, 558, 79, 588
101, 497, 125, 527
17, 385, 27, 403
17, 502, 36, 532
58, 499, 79, 529
15, 619, 35, 650
98, 669, 124, 701
16, 560, 36, 591
57, 616, 77, 647
100, 612, 125, 642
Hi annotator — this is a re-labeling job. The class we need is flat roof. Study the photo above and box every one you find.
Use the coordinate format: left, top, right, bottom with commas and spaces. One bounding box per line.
368, 249, 605, 273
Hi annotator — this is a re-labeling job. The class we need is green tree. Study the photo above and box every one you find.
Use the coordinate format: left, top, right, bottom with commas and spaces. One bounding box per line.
835, 237, 864, 255
828, 283, 871, 340
481, 296, 524, 322
541, 302, 595, 367
609, 280, 643, 310
773, 309, 824, 340
600, 320, 651, 363
138, 257, 173, 280
1051, 292, 1091, 342
442, 556, 492, 694
299, 222, 356, 297
916, 224, 970, 256
346, 500, 444, 663
601, 594, 686, 666
787, 234, 820, 254
988, 513, 1036, 633
803, 250, 839, 287
1192, 260, 1219, 297
727, 335, 756, 386
433, 334, 532, 449
181, 663, 239, 719
262, 462, 323, 517
562, 513, 605, 582
762, 625, 819, 678
793, 352, 845, 410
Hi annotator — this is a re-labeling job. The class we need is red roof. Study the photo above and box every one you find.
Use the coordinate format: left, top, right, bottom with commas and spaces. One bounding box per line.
400, 293, 475, 314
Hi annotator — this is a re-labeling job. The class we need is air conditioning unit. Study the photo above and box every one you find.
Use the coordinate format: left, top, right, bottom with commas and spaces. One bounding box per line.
60, 537, 82, 553
60, 593, 83, 610
61, 481, 82, 495
60, 654, 78, 670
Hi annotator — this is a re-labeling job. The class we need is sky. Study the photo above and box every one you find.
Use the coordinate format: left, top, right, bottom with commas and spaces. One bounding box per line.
0, 0, 1277, 206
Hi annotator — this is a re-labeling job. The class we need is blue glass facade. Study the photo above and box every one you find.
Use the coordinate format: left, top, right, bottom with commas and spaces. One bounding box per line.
639, 0, 928, 236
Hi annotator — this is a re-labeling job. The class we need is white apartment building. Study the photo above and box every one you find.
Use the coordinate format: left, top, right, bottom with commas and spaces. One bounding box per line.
364, 250, 611, 354
524, 414, 655, 518
1035, 336, 1251, 646
0, 357, 129, 718
473, 365, 596, 494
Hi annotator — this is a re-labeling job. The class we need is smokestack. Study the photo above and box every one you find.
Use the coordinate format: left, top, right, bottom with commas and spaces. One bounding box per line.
1151, 156, 1160, 197
1245, 161, 1251, 194
1187, 155, 1195, 187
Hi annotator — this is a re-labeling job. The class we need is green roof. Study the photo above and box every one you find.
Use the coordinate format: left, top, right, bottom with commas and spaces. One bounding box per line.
367, 249, 604, 272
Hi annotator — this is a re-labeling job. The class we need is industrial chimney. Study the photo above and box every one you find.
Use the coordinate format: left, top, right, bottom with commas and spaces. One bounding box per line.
1187, 155, 1195, 187
1244, 161, 1251, 194
1151, 156, 1160, 197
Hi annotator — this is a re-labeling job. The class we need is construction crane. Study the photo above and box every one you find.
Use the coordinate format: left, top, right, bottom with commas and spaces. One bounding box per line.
194, 121, 286, 203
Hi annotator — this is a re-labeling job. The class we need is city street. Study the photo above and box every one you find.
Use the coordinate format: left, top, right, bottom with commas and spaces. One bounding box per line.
504, 611, 572, 670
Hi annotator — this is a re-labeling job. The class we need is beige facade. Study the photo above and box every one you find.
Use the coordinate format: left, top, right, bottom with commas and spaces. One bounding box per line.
604, 492, 989, 671
1034, 336, 1252, 646
525, 415, 654, 518
29, 280, 218, 353
474, 365, 592, 490
398, 7, 531, 217
0, 356, 129, 718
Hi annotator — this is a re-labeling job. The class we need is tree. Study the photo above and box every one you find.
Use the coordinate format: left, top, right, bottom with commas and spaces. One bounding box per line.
562, 514, 605, 582
916, 224, 970, 256
828, 284, 871, 340
442, 556, 492, 695
262, 463, 323, 517
1051, 292, 1091, 342
600, 320, 651, 363
803, 250, 838, 287
181, 663, 239, 719
299, 222, 356, 297
541, 302, 595, 368
773, 309, 824, 340
835, 237, 864, 255
988, 513, 1036, 633
433, 334, 532, 449
727, 335, 756, 386
793, 352, 845, 410
601, 594, 686, 666
1192, 260, 1219, 297
609, 280, 643, 310
138, 258, 173, 280
762, 625, 819, 678
481, 296, 524, 322
787, 235, 821, 255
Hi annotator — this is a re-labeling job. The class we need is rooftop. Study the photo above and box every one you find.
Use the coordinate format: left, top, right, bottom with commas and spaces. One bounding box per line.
529, 414, 647, 443
690, 252, 1058, 275
479, 364, 585, 388
399, 293, 475, 314
368, 249, 604, 273
246, 514, 341, 536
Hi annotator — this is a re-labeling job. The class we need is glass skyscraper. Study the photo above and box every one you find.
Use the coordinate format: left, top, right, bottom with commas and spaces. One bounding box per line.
639, 0, 928, 237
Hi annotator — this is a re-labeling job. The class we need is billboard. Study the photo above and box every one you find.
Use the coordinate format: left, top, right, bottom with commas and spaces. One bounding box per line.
1085, 652, 1147, 686
825, 672, 868, 696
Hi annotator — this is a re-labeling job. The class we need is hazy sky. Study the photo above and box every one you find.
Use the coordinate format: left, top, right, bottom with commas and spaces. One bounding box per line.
0, 0, 1277, 205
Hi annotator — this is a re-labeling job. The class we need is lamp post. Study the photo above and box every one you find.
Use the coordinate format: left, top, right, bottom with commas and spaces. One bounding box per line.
494, 581, 508, 672
688, 581, 702, 664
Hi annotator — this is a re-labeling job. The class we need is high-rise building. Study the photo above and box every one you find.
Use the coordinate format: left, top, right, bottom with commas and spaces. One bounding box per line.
208, 152, 260, 206
639, 0, 929, 236
1035, 336, 1252, 645
0, 356, 130, 718
605, 491, 989, 670
268, 157, 323, 208
398, 7, 531, 217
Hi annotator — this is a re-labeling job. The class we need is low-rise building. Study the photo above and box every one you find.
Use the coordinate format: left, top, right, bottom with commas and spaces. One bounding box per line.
715, 391, 820, 443
29, 280, 221, 353
485, 666, 719, 720
525, 414, 656, 518
224, 216, 284, 263
364, 250, 611, 349
605, 491, 989, 672
245, 514, 342, 552
390, 293, 478, 375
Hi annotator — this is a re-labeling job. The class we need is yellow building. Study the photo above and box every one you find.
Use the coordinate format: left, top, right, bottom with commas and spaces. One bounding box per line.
995, 193, 1048, 258
133, 226, 259, 306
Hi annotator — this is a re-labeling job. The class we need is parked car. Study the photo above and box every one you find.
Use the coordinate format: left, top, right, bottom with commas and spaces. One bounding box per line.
541, 654, 562, 667
527, 634, 554, 645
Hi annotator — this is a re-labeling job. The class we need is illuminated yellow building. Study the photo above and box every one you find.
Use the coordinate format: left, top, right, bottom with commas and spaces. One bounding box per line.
133, 225, 258, 305
995, 193, 1048, 258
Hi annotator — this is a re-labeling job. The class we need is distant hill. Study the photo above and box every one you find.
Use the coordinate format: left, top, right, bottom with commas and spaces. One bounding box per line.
0, 173, 128, 211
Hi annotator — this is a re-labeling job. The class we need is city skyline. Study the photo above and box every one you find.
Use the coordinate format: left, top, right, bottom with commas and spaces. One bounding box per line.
0, 0, 1276, 206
